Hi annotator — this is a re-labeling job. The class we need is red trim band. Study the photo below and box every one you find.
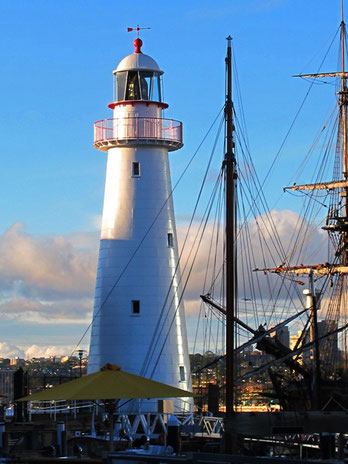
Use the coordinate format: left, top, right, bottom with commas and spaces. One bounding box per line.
108, 100, 168, 110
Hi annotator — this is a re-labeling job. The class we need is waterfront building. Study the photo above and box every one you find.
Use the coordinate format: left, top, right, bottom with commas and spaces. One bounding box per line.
0, 370, 14, 402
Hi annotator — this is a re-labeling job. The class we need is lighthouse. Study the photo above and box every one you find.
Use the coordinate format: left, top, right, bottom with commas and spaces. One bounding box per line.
88, 35, 192, 412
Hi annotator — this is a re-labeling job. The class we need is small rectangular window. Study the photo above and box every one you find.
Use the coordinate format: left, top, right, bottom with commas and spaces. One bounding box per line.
167, 233, 174, 247
132, 162, 140, 177
132, 300, 140, 315
179, 366, 185, 382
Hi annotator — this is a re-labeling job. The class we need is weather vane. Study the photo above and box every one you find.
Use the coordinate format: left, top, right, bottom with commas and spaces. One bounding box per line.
127, 25, 151, 38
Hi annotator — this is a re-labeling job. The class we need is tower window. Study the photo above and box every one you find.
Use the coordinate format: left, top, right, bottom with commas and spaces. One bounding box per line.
167, 233, 174, 247
132, 300, 140, 315
115, 71, 127, 101
132, 162, 140, 177
115, 70, 162, 103
126, 71, 140, 100
179, 366, 185, 382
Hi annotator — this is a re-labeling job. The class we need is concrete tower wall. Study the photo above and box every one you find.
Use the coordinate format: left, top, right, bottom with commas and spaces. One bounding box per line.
88, 145, 192, 411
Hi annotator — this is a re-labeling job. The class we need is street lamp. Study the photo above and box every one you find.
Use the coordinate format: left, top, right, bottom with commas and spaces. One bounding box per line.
74, 349, 87, 377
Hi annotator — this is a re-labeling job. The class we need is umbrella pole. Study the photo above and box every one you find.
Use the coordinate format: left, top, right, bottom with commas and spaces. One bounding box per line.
109, 411, 114, 453
91, 403, 96, 437
105, 399, 118, 453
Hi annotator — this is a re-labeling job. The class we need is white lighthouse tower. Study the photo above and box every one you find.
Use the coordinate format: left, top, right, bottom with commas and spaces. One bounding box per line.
88, 35, 192, 412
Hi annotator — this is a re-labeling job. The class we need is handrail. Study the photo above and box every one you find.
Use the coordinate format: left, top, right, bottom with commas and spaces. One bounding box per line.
94, 117, 183, 145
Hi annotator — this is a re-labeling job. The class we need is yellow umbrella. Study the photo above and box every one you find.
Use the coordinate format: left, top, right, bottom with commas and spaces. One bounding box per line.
18, 363, 194, 401
19, 364, 194, 454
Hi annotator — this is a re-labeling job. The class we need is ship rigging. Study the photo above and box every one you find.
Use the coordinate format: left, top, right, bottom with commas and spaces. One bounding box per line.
190, 2, 348, 418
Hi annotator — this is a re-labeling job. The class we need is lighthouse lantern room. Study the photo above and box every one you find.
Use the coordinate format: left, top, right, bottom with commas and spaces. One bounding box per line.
113, 41, 163, 103
88, 36, 192, 413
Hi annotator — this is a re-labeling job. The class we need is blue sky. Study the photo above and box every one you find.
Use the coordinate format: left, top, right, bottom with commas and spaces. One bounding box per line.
0, 0, 343, 357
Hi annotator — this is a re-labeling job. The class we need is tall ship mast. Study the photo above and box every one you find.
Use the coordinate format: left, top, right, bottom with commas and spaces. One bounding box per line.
224, 35, 237, 422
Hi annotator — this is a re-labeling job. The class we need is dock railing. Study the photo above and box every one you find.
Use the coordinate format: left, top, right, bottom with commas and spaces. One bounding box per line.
26, 401, 223, 439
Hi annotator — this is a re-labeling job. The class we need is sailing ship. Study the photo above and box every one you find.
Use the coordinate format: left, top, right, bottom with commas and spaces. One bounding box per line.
251, 3, 348, 413
192, 1, 348, 429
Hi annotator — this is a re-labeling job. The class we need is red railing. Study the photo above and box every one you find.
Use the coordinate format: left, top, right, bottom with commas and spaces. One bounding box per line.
94, 117, 183, 145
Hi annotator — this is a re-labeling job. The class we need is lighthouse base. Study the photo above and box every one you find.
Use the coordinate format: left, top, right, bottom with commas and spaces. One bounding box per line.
117, 398, 193, 414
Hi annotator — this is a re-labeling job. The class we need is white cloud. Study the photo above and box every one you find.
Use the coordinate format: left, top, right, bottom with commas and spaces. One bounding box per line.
0, 208, 326, 355
25, 344, 75, 359
0, 342, 82, 360
0, 223, 98, 300
65, 230, 99, 250
0, 297, 92, 324
0, 342, 25, 358
0, 223, 97, 326
177, 209, 327, 321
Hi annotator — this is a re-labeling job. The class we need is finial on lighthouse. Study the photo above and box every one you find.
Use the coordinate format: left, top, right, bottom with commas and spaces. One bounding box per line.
127, 25, 150, 54
133, 38, 143, 54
